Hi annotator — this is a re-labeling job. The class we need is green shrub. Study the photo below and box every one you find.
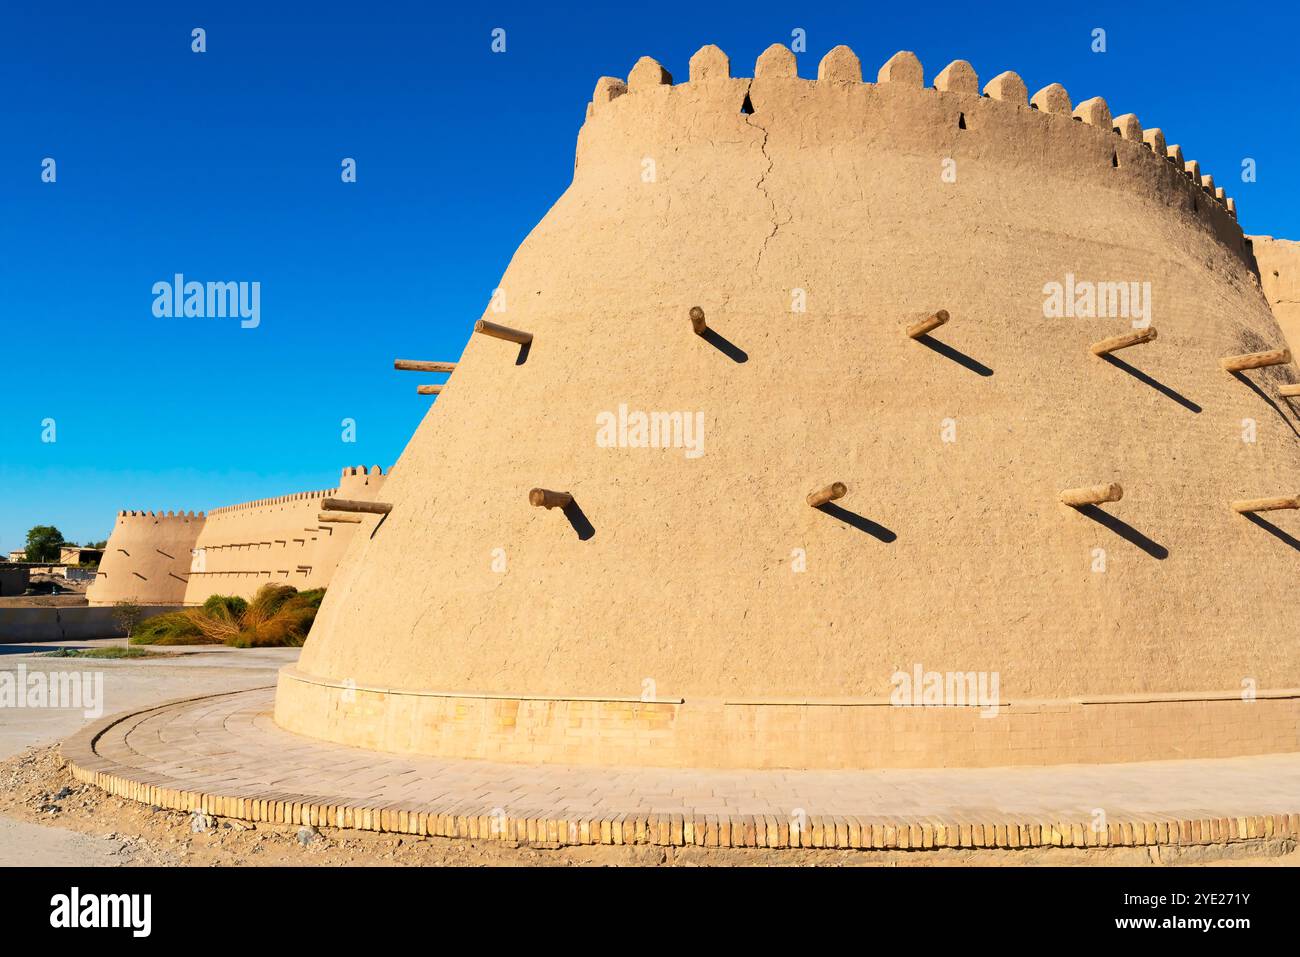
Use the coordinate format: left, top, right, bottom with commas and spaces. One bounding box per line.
225, 584, 324, 647
202, 594, 248, 620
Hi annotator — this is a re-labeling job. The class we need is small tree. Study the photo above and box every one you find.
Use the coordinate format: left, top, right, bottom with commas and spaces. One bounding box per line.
112, 601, 145, 639
24, 525, 66, 563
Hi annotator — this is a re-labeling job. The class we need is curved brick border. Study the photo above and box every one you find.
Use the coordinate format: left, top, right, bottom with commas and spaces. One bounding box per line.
62, 689, 1300, 851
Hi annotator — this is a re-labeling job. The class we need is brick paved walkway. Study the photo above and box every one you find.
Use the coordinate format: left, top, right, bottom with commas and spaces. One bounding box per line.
63, 688, 1300, 850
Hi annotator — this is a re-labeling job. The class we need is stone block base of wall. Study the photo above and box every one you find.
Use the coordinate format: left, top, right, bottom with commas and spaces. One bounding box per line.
274, 668, 1300, 769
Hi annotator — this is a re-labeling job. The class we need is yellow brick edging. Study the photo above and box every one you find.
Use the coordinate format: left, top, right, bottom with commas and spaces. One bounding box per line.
61, 755, 1300, 850
61, 690, 1300, 852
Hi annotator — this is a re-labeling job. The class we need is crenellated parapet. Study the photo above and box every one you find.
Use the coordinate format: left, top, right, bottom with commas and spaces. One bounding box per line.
581, 44, 1243, 254
337, 464, 387, 499
199, 468, 387, 517
206, 487, 338, 517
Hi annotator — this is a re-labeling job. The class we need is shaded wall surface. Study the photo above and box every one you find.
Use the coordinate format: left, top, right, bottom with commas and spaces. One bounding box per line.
0, 605, 176, 642
0, 567, 30, 596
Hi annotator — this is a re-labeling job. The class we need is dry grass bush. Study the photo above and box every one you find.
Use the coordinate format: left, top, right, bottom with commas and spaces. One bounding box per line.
131, 585, 325, 647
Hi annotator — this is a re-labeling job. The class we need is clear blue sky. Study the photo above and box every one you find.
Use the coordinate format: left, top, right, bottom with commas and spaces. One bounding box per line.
2, 0, 1296, 551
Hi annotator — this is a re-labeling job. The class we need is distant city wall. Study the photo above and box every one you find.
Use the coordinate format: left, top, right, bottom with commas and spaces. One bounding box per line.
86, 466, 387, 607
183, 466, 387, 604
1251, 236, 1300, 356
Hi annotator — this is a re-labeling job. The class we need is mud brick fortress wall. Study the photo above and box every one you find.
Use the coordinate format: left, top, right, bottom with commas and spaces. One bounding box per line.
87, 466, 386, 607
85, 510, 205, 606
273, 43, 1300, 770
183, 466, 386, 604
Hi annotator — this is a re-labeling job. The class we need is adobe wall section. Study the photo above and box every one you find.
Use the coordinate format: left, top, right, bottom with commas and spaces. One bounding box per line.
1251, 236, 1300, 356
87, 467, 387, 607
184, 466, 387, 604
275, 668, 1300, 769
287, 46, 1296, 769
86, 512, 204, 606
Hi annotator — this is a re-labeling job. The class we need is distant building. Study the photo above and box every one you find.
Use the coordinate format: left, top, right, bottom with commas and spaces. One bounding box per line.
6, 550, 26, 563
59, 546, 104, 566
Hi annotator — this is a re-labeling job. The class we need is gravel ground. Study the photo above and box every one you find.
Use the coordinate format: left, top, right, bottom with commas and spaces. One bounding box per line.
0, 745, 1295, 867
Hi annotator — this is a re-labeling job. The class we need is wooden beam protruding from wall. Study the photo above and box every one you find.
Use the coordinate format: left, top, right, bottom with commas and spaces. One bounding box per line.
395, 360, 457, 372
1231, 496, 1299, 514
905, 310, 949, 339
1091, 328, 1157, 356
529, 488, 573, 509
807, 482, 848, 508
321, 498, 392, 515
1060, 483, 1123, 507
475, 320, 533, 345
1220, 349, 1290, 372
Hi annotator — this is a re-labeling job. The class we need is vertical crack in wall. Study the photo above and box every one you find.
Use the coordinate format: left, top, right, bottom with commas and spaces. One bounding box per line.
742, 81, 785, 273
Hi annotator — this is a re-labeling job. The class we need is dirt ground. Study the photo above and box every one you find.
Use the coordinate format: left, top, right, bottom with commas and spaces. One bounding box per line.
2, 745, 1295, 867
0, 593, 88, 608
